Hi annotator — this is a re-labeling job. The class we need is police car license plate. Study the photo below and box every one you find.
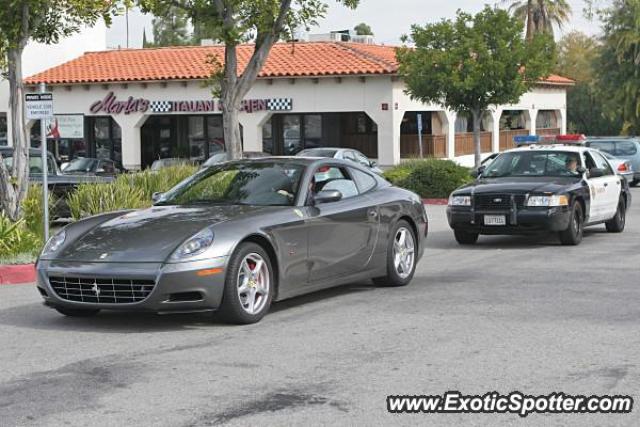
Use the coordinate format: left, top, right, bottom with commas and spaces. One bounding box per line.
484, 215, 506, 226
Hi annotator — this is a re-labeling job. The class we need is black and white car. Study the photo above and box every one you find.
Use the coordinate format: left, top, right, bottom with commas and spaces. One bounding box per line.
447, 135, 631, 245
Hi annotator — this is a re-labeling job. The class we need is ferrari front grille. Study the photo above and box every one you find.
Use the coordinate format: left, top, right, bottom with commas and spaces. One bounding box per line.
48, 276, 155, 304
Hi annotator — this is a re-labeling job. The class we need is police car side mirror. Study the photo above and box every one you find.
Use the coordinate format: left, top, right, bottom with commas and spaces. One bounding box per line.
471, 165, 485, 178
589, 168, 604, 178
576, 166, 586, 174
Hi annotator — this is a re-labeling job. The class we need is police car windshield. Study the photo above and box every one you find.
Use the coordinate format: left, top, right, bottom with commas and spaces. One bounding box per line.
482, 151, 582, 178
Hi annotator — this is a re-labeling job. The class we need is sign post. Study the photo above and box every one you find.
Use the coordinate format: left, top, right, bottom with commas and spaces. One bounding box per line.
25, 87, 54, 241
417, 113, 424, 158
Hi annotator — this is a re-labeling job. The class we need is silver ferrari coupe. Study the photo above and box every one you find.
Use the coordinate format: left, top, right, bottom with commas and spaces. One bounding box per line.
36, 157, 428, 324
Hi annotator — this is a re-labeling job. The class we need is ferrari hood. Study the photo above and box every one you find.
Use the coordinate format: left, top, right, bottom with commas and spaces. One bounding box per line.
58, 205, 265, 262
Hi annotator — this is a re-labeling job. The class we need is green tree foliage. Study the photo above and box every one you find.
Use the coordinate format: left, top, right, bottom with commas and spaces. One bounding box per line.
555, 31, 621, 135
150, 5, 191, 46
0, 0, 119, 221
504, 0, 572, 40
354, 22, 373, 36
397, 7, 555, 167
138, 0, 359, 160
598, 0, 640, 135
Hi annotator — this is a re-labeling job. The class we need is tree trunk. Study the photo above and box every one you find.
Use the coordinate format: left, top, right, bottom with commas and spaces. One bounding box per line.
216, 0, 292, 161
526, 0, 534, 41
0, 47, 30, 221
471, 108, 482, 169
221, 42, 243, 160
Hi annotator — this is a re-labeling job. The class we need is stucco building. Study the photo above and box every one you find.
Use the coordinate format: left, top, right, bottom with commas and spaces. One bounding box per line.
21, 41, 573, 169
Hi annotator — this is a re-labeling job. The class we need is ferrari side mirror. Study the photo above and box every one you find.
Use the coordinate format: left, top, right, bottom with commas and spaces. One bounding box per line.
313, 190, 342, 205
152, 192, 164, 203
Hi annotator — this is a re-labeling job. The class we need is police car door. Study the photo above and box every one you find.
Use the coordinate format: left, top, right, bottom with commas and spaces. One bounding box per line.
589, 150, 621, 219
583, 151, 618, 221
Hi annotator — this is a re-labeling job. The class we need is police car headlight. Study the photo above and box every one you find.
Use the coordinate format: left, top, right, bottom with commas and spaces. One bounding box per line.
448, 195, 471, 206
526, 195, 569, 207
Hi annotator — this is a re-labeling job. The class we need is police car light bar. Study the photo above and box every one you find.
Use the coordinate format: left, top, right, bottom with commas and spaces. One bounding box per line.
513, 134, 587, 146
513, 135, 539, 145
555, 134, 587, 143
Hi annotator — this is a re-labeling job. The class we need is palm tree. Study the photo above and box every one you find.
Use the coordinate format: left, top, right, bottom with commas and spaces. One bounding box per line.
504, 0, 572, 39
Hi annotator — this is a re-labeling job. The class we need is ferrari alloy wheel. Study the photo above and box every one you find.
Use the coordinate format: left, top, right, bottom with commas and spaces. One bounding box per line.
237, 253, 270, 315
373, 220, 417, 287
393, 227, 415, 279
218, 242, 274, 324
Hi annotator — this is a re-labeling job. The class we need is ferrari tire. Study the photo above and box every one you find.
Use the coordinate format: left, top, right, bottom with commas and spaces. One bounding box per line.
559, 202, 584, 245
372, 220, 416, 287
54, 307, 100, 317
605, 196, 626, 233
218, 242, 273, 324
454, 229, 479, 245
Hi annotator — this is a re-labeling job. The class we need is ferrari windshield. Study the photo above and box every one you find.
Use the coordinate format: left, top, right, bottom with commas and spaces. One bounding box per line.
482, 151, 583, 178
157, 161, 306, 206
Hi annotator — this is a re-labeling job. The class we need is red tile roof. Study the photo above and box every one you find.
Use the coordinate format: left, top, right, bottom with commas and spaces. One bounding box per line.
25, 41, 573, 86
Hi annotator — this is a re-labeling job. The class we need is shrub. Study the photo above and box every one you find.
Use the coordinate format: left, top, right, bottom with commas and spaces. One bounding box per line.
67, 180, 147, 220
0, 213, 41, 258
119, 165, 198, 200
66, 165, 199, 220
384, 159, 473, 198
21, 185, 55, 240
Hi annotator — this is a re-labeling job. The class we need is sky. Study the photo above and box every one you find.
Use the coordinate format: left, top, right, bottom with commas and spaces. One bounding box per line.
107, 0, 608, 49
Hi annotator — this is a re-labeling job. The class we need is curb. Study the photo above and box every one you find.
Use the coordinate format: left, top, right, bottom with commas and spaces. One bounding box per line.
0, 264, 36, 285
423, 199, 448, 205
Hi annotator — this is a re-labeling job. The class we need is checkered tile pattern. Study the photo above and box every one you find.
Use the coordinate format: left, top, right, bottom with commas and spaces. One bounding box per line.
267, 98, 292, 111
150, 101, 172, 113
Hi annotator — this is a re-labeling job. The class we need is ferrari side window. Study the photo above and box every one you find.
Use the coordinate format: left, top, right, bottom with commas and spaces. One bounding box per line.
313, 166, 359, 199
350, 168, 376, 193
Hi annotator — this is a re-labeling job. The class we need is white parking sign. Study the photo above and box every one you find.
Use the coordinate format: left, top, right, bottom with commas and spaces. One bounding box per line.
25, 93, 54, 119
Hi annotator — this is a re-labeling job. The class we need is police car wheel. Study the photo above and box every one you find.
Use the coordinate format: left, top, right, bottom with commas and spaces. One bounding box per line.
54, 307, 100, 317
454, 229, 479, 245
605, 196, 626, 233
558, 202, 584, 245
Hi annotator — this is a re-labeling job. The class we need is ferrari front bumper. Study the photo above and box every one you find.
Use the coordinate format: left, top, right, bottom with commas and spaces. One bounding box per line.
36, 257, 228, 314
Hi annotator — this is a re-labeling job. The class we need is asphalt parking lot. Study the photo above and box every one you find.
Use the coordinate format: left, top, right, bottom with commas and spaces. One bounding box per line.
1, 189, 640, 426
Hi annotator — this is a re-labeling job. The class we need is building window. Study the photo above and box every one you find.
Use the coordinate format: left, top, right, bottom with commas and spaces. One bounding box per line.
262, 117, 273, 154
207, 116, 225, 155
536, 111, 557, 129
400, 112, 433, 135
89, 117, 122, 166
345, 112, 377, 135
0, 113, 7, 146
283, 115, 302, 154
303, 114, 323, 149
188, 116, 206, 162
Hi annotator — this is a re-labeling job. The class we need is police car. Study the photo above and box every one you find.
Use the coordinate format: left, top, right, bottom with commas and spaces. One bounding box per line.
447, 135, 632, 245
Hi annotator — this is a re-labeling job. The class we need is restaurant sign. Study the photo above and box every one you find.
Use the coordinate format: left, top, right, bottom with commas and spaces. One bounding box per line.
90, 92, 292, 115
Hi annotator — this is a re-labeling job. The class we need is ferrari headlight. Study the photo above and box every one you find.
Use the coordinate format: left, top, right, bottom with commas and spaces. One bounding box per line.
171, 228, 214, 260
42, 229, 66, 255
448, 194, 471, 206
526, 194, 569, 207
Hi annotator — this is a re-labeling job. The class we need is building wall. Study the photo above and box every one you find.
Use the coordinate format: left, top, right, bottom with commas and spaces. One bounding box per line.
0, 22, 107, 147
28, 75, 568, 168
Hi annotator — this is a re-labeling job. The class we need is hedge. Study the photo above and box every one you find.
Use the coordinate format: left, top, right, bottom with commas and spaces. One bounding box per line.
384, 159, 473, 198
